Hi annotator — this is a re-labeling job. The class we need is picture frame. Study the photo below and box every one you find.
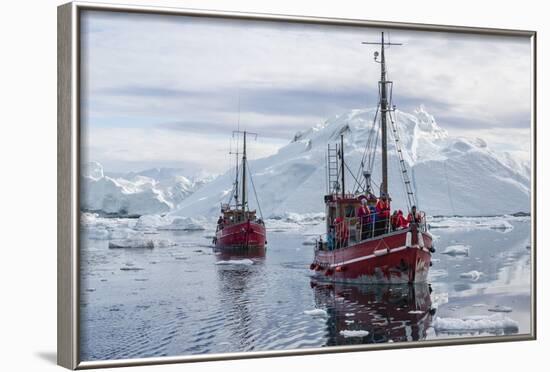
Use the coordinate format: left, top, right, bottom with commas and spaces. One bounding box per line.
58, 1, 537, 369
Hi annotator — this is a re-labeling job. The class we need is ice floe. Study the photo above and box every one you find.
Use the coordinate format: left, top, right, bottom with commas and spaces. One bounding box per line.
303, 309, 328, 317
488, 305, 513, 313
429, 216, 514, 233
215, 259, 255, 266
433, 314, 518, 333
441, 244, 470, 256
158, 217, 207, 231
109, 237, 175, 249
431, 292, 449, 309
459, 270, 484, 281
339, 330, 370, 338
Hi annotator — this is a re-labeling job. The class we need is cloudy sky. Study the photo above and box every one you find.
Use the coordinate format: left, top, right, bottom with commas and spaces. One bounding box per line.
81, 10, 532, 175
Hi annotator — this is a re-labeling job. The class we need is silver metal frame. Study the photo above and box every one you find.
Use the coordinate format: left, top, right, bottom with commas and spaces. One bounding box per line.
57, 1, 537, 369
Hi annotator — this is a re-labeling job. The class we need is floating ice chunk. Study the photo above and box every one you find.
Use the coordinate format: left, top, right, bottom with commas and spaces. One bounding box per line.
459, 270, 484, 281
408, 310, 425, 314
472, 303, 488, 307
429, 217, 514, 233
340, 330, 370, 338
441, 245, 470, 256
270, 212, 325, 224
84, 226, 110, 240
345, 313, 355, 317
109, 239, 175, 249
134, 214, 170, 230
215, 259, 254, 266
433, 314, 518, 332
110, 239, 155, 249
158, 217, 206, 231
488, 305, 513, 313
431, 292, 449, 309
304, 309, 328, 317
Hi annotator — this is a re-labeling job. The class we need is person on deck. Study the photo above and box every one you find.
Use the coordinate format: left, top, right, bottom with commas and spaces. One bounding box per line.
390, 210, 399, 231
217, 216, 224, 230
397, 209, 409, 229
327, 225, 335, 251
334, 216, 349, 248
357, 199, 371, 240
407, 205, 422, 225
375, 194, 391, 235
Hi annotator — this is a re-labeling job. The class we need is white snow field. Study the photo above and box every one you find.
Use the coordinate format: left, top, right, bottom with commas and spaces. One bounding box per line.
171, 107, 530, 219
81, 162, 213, 217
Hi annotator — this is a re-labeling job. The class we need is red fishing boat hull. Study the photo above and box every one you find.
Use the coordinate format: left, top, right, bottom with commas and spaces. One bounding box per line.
215, 220, 266, 254
312, 227, 432, 284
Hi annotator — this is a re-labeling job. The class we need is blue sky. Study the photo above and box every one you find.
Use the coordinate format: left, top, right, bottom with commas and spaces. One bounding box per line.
81, 10, 532, 174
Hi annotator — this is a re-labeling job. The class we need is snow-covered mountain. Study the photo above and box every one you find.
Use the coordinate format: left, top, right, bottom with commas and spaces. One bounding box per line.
81, 162, 214, 217
172, 107, 530, 218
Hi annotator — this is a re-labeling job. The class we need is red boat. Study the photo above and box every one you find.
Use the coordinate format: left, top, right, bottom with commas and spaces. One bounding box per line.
310, 32, 434, 284
214, 130, 266, 255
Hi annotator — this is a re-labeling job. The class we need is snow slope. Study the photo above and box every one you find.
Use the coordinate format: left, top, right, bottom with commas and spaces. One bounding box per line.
172, 106, 530, 218
81, 162, 213, 217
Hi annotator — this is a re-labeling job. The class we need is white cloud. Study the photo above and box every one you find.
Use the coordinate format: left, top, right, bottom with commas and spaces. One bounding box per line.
80, 10, 532, 172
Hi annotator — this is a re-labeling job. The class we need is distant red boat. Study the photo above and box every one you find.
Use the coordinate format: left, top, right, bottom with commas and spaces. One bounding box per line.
310, 32, 433, 284
214, 130, 266, 255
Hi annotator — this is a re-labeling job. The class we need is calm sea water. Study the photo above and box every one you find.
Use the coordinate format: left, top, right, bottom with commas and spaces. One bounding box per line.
80, 216, 531, 361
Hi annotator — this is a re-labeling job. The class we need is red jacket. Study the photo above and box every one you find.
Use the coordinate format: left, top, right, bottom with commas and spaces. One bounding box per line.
376, 199, 391, 220
397, 211, 409, 228
357, 205, 371, 223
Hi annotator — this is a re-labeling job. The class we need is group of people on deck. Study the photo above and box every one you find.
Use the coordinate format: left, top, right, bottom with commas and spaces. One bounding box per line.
326, 193, 422, 250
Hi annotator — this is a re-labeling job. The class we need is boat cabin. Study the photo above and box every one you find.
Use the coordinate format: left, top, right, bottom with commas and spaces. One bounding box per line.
218, 203, 259, 228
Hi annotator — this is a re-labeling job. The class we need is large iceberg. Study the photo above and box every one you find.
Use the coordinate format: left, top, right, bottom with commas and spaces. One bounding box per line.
81, 162, 213, 217
172, 107, 530, 218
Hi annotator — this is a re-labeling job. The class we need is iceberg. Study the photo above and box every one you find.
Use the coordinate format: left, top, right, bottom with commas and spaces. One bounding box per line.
172, 107, 530, 218
81, 162, 213, 217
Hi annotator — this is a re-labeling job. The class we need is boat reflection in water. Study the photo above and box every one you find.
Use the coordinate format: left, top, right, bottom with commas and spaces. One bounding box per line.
213, 251, 266, 352
311, 280, 435, 345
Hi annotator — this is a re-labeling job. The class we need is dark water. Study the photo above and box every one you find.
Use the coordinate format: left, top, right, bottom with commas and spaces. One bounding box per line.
80, 216, 531, 361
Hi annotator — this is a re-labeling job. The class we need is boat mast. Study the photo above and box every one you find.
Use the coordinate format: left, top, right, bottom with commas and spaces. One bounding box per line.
242, 131, 247, 212
379, 33, 389, 196
363, 32, 401, 197
340, 134, 345, 199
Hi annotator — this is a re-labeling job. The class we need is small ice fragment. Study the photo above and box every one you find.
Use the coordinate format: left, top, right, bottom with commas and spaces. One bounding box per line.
441, 245, 470, 256
340, 330, 370, 338
459, 270, 484, 281
408, 310, 425, 314
215, 259, 254, 266
304, 309, 328, 317
433, 314, 518, 332
488, 305, 513, 313
345, 313, 355, 317
472, 303, 488, 307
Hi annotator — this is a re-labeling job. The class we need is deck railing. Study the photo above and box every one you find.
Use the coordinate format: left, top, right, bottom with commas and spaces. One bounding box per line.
315, 211, 428, 252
